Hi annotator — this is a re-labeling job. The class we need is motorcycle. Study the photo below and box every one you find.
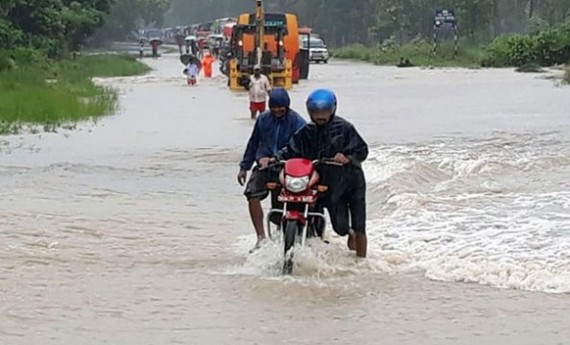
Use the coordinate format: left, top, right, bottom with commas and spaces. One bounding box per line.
264, 158, 342, 274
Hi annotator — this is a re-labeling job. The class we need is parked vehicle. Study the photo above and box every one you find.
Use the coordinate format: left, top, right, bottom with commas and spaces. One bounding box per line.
301, 37, 329, 63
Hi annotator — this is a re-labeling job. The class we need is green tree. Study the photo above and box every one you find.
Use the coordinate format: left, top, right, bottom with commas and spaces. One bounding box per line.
1, 0, 114, 55
62, 1, 114, 50
163, 0, 570, 47
94, 0, 171, 43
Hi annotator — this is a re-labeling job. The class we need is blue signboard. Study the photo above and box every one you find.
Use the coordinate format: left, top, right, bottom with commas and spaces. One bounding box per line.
434, 9, 457, 29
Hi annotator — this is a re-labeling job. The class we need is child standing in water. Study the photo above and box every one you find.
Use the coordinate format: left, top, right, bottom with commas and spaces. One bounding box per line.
185, 61, 199, 85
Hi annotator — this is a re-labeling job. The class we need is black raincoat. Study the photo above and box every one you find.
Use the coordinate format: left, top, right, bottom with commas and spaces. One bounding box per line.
276, 115, 368, 235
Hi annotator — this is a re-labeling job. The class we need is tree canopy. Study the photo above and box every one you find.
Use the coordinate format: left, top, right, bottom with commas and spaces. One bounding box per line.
2, 0, 569, 55
0, 0, 172, 54
93, 0, 171, 43
1, 0, 114, 55
166, 0, 570, 46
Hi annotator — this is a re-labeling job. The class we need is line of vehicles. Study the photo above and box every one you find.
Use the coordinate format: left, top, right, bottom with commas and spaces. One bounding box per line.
157, 0, 330, 91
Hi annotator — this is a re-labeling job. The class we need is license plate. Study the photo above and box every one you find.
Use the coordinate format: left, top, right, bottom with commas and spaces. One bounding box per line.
278, 195, 316, 203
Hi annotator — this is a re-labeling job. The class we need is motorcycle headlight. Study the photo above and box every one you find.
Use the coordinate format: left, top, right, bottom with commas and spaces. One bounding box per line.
285, 176, 309, 193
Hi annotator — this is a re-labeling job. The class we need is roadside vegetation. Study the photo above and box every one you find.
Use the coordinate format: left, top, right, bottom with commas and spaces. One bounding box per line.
332, 22, 570, 71
0, 51, 149, 135
332, 40, 483, 68
481, 23, 570, 68
0, 0, 163, 134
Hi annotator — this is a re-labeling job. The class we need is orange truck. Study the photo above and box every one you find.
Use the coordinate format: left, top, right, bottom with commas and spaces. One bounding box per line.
228, 0, 304, 90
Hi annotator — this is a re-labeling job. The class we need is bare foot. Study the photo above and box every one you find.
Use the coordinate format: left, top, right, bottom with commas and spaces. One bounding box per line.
249, 237, 266, 254
347, 230, 356, 251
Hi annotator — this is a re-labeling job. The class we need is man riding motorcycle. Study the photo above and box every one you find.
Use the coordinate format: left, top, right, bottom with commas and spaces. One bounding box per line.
274, 89, 369, 258
238, 88, 306, 251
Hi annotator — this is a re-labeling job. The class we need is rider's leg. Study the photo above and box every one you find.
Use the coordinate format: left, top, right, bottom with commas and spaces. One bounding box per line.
354, 232, 367, 258
349, 171, 367, 258
248, 197, 265, 243
320, 174, 353, 248
327, 202, 351, 243
311, 202, 326, 238
327, 169, 367, 257
347, 230, 356, 251
243, 167, 270, 250
269, 187, 283, 226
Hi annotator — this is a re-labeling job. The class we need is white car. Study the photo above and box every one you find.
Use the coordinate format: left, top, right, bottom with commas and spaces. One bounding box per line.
301, 38, 329, 63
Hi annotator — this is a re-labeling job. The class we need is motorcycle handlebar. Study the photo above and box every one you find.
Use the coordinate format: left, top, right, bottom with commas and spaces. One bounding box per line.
259, 158, 344, 171
315, 158, 344, 167
258, 160, 283, 171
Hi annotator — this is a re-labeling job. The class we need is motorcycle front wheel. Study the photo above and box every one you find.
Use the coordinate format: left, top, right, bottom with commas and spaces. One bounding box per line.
282, 221, 298, 275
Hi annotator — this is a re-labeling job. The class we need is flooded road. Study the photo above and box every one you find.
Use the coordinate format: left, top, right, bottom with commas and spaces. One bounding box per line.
2, 54, 570, 344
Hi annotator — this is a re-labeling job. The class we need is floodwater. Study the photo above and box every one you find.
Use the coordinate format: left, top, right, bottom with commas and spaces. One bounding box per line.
2, 54, 570, 344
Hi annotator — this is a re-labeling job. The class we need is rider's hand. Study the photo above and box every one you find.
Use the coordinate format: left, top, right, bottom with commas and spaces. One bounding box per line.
333, 153, 351, 165
237, 170, 247, 186
258, 157, 270, 169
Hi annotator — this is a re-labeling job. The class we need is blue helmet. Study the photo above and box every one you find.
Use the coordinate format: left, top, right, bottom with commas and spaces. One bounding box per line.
306, 88, 337, 115
268, 87, 291, 109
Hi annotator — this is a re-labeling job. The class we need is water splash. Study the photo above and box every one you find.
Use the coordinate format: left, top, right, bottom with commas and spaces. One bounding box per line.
364, 131, 570, 293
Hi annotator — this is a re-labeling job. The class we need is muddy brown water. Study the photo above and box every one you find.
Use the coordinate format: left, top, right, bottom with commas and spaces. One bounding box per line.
2, 55, 570, 344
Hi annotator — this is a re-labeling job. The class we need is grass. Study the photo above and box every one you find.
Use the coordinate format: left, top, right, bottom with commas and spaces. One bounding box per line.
60, 54, 151, 78
564, 66, 570, 84
0, 54, 150, 135
332, 41, 484, 68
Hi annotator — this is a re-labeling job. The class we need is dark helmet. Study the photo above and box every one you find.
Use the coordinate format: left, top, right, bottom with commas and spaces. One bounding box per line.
306, 88, 337, 115
268, 87, 291, 109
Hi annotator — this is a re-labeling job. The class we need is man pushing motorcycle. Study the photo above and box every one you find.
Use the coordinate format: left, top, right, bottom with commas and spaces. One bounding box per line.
274, 89, 369, 258
238, 88, 306, 252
